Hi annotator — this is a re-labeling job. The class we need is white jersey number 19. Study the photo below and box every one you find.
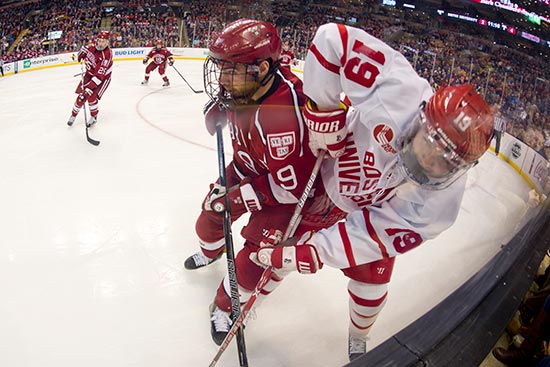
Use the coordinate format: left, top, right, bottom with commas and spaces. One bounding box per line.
344, 40, 386, 88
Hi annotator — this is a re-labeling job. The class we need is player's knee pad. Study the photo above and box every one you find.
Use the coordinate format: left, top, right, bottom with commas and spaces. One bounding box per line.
235, 244, 267, 291
195, 210, 224, 243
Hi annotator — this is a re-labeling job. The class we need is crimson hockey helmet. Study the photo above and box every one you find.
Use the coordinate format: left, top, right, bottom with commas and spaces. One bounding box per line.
397, 84, 494, 189
97, 30, 110, 40
203, 19, 282, 108
424, 84, 494, 164
208, 19, 281, 65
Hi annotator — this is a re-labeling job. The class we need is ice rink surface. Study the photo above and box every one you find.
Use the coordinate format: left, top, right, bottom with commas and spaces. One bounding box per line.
0, 59, 541, 367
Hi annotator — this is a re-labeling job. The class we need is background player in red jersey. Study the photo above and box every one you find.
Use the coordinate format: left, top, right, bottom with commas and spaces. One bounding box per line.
67, 31, 113, 127
254, 23, 495, 361
182, 18, 318, 345
141, 39, 174, 87
279, 39, 297, 70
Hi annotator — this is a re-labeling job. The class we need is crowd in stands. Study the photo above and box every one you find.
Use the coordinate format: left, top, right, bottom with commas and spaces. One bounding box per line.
109, 1, 179, 48
1, 0, 550, 153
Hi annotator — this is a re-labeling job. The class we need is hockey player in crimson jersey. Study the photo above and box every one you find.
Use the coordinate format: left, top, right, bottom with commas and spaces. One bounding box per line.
67, 31, 113, 127
141, 39, 174, 87
279, 39, 297, 70
254, 23, 495, 361
182, 18, 319, 345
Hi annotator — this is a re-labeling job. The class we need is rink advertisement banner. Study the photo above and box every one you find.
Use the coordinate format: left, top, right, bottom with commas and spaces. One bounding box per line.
7, 47, 305, 74
496, 133, 550, 194
112, 47, 208, 60
526, 148, 550, 194
10, 48, 213, 72
11, 52, 74, 72
112, 48, 147, 59
3, 61, 14, 75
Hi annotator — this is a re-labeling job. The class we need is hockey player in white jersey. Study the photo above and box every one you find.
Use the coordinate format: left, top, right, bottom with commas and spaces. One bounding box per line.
254, 23, 495, 361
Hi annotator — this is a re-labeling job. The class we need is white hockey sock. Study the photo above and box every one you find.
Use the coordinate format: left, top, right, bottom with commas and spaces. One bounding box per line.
348, 280, 388, 338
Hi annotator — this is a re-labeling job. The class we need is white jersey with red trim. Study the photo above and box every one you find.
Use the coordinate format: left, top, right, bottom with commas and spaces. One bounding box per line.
303, 23, 467, 269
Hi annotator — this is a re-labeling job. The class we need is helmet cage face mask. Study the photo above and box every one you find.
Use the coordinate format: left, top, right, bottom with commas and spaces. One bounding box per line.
96, 38, 108, 51
96, 31, 109, 50
397, 109, 473, 190
204, 56, 262, 109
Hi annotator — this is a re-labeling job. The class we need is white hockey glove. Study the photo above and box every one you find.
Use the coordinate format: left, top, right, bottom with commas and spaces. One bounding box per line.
203, 183, 227, 212
142, 57, 148, 65
255, 232, 323, 274
204, 179, 262, 216
304, 99, 349, 158
203, 99, 227, 136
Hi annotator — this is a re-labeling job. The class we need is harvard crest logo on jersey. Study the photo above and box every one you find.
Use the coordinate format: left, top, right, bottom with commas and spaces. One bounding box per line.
373, 124, 397, 154
267, 132, 296, 160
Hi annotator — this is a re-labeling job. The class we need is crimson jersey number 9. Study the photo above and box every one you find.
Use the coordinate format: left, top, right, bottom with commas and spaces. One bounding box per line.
344, 40, 386, 88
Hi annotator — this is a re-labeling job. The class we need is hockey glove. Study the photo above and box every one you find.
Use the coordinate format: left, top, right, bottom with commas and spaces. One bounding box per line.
84, 87, 94, 97
77, 46, 87, 62
168, 58, 174, 66
256, 232, 323, 274
249, 229, 284, 268
259, 229, 283, 247
304, 99, 348, 158
204, 179, 262, 216
203, 98, 227, 136
142, 57, 148, 65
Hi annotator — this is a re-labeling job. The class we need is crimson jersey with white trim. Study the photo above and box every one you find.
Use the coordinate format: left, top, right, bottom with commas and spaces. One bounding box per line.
146, 47, 173, 65
302, 23, 467, 269
77, 45, 113, 89
228, 67, 316, 206
279, 50, 296, 68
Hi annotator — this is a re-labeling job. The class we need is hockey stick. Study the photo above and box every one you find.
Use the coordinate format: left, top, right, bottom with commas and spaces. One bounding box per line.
170, 64, 204, 93
215, 122, 248, 367
208, 150, 326, 367
73, 72, 82, 77
80, 65, 100, 146
83, 104, 100, 146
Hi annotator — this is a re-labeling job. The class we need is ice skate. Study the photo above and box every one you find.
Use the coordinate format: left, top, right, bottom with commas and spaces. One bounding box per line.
210, 303, 232, 346
86, 116, 97, 128
162, 80, 170, 87
67, 115, 76, 126
141, 79, 148, 85
348, 334, 367, 361
184, 251, 223, 270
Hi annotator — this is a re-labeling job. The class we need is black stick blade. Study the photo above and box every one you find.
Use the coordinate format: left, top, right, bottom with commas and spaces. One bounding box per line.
86, 128, 100, 146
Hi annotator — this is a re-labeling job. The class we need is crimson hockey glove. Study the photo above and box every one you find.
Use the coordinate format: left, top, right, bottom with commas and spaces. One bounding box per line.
77, 46, 88, 62
142, 57, 148, 65
304, 99, 349, 158
259, 229, 283, 247
168, 58, 174, 66
203, 99, 227, 136
256, 232, 323, 274
204, 179, 262, 217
